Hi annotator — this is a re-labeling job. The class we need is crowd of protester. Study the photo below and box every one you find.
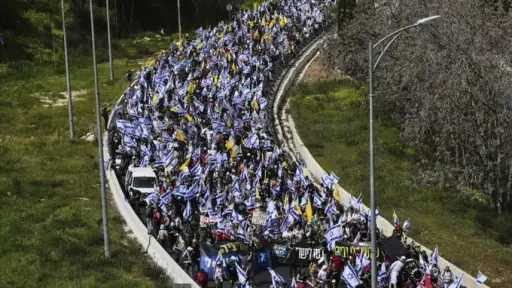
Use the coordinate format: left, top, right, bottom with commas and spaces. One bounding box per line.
108, 0, 466, 287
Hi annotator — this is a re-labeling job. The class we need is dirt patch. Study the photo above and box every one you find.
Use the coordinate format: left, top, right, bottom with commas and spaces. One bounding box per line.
33, 89, 88, 108
300, 52, 343, 83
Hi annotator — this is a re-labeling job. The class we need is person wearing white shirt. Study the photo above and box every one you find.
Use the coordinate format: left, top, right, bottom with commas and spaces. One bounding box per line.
389, 257, 406, 288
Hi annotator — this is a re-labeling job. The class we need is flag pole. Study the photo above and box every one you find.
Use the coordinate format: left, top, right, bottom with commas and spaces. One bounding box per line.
89, 0, 111, 258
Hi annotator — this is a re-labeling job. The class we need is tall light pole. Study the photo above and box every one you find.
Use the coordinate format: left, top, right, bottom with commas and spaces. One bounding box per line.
106, 0, 114, 81
177, 0, 182, 41
368, 15, 440, 288
89, 0, 111, 258
61, 0, 74, 140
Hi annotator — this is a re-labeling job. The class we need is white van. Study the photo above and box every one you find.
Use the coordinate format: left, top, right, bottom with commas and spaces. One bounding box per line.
125, 166, 158, 199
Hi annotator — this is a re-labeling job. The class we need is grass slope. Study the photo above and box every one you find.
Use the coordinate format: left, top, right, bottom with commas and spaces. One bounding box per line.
289, 79, 512, 287
0, 33, 174, 287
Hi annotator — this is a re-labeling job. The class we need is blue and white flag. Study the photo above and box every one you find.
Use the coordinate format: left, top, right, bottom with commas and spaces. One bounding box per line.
325, 223, 343, 251
236, 225, 250, 244
324, 199, 338, 217
288, 205, 301, 223
377, 262, 387, 286
185, 182, 200, 200
448, 275, 463, 288
355, 252, 370, 275
263, 217, 281, 239
216, 191, 225, 207
244, 132, 259, 149
418, 253, 427, 271
341, 263, 362, 288
268, 267, 286, 288
322, 172, 339, 190
280, 213, 294, 233
159, 190, 172, 207
313, 192, 324, 208
476, 271, 488, 285
235, 261, 249, 286
431, 246, 439, 266
247, 194, 256, 210
294, 165, 306, 185
290, 277, 297, 288
184, 200, 192, 222
144, 192, 159, 205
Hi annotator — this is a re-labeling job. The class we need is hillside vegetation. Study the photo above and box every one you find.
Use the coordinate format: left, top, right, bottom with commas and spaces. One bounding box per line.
326, 0, 512, 214
289, 78, 512, 287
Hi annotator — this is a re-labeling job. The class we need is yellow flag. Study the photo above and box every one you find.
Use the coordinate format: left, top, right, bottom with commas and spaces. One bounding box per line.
152, 94, 158, 106
279, 17, 286, 28
251, 96, 259, 112
185, 114, 193, 122
179, 157, 190, 172
229, 145, 238, 159
255, 185, 261, 200
226, 136, 235, 151
306, 198, 313, 223
333, 188, 342, 204
175, 129, 187, 143
393, 209, 400, 225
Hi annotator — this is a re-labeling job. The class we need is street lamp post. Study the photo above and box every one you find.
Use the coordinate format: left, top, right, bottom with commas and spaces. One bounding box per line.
177, 0, 182, 41
368, 15, 440, 288
60, 0, 74, 140
89, 0, 111, 258
106, 0, 114, 81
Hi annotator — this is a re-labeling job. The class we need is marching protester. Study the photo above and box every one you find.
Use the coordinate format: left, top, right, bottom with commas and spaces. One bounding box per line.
108, 0, 468, 286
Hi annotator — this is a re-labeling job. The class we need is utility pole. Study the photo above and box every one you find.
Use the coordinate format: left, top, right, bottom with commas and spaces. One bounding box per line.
61, 0, 75, 140
106, 0, 113, 81
177, 0, 182, 41
368, 40, 377, 288
89, 0, 111, 258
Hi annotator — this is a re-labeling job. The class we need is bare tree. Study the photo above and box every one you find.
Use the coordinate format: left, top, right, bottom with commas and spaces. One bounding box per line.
324, 0, 512, 213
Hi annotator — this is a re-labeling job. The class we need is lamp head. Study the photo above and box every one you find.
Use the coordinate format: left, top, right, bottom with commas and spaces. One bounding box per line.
415, 15, 441, 25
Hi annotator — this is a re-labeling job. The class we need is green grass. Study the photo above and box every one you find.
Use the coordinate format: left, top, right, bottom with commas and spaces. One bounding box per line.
241, 0, 267, 10
289, 79, 512, 287
0, 32, 175, 287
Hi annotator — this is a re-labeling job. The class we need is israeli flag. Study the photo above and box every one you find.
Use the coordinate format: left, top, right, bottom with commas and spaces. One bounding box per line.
280, 213, 294, 233
324, 199, 338, 217
313, 192, 324, 208
294, 165, 306, 185
377, 262, 387, 286
235, 261, 249, 287
431, 246, 439, 266
144, 192, 159, 205
247, 194, 256, 210
341, 263, 362, 288
355, 252, 370, 275
325, 223, 343, 251
159, 190, 173, 206
268, 267, 286, 288
418, 253, 427, 271
236, 225, 250, 244
289, 206, 301, 222
476, 271, 488, 285
184, 200, 192, 222
321, 172, 339, 190
448, 275, 463, 288
216, 192, 225, 207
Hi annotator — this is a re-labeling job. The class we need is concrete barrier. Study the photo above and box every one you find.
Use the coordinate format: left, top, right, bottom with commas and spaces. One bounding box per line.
104, 90, 199, 287
274, 34, 489, 288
